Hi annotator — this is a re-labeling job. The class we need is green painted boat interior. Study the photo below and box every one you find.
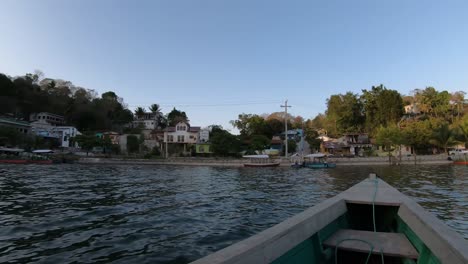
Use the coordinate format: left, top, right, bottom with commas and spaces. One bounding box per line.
271, 202, 441, 264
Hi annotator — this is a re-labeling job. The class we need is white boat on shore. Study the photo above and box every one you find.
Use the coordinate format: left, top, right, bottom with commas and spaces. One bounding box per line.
242, 155, 280, 167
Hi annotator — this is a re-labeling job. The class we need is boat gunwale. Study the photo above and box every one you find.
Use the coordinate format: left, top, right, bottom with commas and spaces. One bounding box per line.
191, 197, 347, 264
191, 177, 468, 264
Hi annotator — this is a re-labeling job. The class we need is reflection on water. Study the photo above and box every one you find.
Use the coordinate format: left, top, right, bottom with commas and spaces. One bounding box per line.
0, 164, 466, 263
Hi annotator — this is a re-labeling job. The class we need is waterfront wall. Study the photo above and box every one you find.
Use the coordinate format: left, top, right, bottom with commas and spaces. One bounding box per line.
328, 154, 452, 165
78, 154, 452, 166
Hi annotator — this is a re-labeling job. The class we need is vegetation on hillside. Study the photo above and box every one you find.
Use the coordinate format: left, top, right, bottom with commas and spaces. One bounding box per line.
1, 71, 466, 156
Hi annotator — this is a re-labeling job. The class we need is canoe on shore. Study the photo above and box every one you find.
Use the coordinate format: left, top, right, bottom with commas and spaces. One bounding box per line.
191, 174, 468, 264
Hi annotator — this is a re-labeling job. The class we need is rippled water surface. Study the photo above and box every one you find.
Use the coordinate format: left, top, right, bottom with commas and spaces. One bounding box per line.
0, 164, 466, 263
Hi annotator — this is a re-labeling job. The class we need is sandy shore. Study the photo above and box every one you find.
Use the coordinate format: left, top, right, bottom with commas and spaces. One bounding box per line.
77, 155, 453, 167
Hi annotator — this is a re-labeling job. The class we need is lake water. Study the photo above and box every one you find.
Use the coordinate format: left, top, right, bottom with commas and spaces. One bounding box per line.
0, 164, 466, 263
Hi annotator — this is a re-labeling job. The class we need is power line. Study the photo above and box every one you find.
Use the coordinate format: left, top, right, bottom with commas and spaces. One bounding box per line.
127, 100, 282, 108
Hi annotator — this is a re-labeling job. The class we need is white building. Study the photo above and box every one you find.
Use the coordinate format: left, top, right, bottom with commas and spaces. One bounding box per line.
132, 112, 159, 130
404, 104, 420, 115
164, 122, 201, 144
52, 126, 81, 148
199, 128, 210, 143
30, 120, 81, 148
0, 117, 31, 135
30, 112, 64, 125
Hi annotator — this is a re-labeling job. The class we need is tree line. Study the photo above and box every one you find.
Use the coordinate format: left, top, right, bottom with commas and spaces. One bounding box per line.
1, 71, 467, 156
0, 71, 133, 132
309, 85, 467, 155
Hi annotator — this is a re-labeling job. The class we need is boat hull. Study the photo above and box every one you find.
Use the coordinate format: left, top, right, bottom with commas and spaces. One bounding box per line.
0, 160, 28, 164
304, 163, 336, 168
0, 159, 53, 164
191, 176, 468, 264
244, 163, 280, 167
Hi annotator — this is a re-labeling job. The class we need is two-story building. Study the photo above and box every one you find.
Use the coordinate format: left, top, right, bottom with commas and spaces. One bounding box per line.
29, 112, 81, 148
0, 117, 31, 135
30, 112, 64, 125
164, 122, 209, 156
132, 112, 159, 130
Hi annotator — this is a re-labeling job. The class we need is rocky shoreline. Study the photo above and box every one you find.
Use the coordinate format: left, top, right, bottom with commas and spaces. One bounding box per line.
77, 154, 453, 167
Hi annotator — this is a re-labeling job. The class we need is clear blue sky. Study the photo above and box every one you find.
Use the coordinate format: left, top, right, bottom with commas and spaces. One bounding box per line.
1, 0, 467, 131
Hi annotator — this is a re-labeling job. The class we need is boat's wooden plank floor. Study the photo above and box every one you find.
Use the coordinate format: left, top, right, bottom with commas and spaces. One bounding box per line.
323, 229, 419, 259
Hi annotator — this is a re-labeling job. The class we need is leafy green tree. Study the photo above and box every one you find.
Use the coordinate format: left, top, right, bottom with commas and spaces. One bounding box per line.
0, 74, 16, 115
266, 118, 284, 136
430, 123, 457, 154
167, 108, 188, 126
413, 87, 451, 118
325, 92, 364, 135
304, 122, 321, 152
455, 115, 468, 148
451, 91, 466, 120
401, 119, 432, 157
291, 116, 304, 129
231, 114, 274, 139
361, 85, 404, 135
310, 113, 326, 130
250, 135, 271, 152
209, 126, 241, 156
375, 125, 402, 162
74, 134, 99, 156
126, 135, 140, 153
231, 114, 260, 136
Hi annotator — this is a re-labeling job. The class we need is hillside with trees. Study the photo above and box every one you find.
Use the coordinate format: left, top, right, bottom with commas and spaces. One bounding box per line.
0, 71, 133, 132
1, 71, 466, 156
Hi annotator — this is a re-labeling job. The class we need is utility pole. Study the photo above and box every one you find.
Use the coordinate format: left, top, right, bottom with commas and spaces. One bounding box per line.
281, 100, 291, 158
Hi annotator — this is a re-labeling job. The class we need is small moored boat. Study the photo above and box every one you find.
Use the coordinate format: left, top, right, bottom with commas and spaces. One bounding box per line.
0, 148, 53, 164
192, 175, 467, 264
304, 153, 336, 168
243, 155, 280, 167
452, 150, 468, 165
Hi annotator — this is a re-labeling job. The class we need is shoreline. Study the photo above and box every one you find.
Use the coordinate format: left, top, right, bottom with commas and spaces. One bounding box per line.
77, 156, 454, 167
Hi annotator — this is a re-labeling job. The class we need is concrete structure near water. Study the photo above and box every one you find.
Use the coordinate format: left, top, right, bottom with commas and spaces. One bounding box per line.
29, 112, 81, 148
0, 117, 31, 135
132, 112, 160, 130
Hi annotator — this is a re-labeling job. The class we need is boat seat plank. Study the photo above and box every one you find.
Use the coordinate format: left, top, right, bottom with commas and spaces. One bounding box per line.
323, 229, 419, 259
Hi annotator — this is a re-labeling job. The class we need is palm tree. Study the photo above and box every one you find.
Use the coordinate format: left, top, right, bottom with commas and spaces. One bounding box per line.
149, 104, 162, 117
430, 123, 457, 154
134, 107, 145, 120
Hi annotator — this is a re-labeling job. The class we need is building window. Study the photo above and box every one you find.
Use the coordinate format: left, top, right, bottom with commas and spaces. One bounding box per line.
177, 135, 184, 142
168, 135, 173, 142
177, 125, 186, 131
